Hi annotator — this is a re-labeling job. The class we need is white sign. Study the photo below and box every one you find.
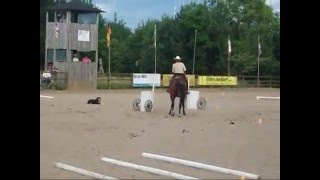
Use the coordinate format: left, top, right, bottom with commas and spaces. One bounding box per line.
78, 30, 90, 42
133, 73, 161, 87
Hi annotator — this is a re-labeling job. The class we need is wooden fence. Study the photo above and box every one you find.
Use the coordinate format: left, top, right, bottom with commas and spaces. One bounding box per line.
48, 62, 97, 89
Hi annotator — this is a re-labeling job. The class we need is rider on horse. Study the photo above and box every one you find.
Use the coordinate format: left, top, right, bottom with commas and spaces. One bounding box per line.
167, 56, 190, 94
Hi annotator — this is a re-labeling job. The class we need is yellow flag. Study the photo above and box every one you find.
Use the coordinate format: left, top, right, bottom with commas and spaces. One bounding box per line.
106, 23, 111, 46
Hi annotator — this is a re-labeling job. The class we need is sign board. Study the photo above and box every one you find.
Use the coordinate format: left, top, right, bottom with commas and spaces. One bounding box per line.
78, 30, 90, 42
197, 76, 237, 85
133, 73, 161, 87
162, 74, 195, 87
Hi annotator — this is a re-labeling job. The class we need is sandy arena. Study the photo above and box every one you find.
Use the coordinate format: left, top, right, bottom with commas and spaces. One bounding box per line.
40, 88, 280, 179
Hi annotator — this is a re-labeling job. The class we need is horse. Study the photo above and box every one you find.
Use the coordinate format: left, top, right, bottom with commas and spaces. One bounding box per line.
168, 75, 187, 116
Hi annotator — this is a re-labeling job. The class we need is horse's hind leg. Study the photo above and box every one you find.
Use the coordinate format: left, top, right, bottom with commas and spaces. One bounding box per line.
169, 100, 174, 115
181, 96, 186, 115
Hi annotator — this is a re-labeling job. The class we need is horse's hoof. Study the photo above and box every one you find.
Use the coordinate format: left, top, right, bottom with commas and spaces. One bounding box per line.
183, 113, 186, 116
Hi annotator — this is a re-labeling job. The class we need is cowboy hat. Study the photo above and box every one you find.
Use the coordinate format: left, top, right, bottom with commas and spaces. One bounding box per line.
174, 56, 182, 60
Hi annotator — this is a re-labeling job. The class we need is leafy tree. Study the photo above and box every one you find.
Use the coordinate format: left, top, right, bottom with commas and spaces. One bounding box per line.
40, 0, 280, 77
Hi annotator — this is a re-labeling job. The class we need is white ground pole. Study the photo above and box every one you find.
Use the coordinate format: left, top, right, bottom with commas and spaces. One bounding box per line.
256, 96, 280, 100
55, 162, 117, 180
40, 95, 54, 99
100, 157, 198, 180
142, 153, 261, 180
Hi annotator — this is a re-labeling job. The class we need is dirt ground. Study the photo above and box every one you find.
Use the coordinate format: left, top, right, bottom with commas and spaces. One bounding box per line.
40, 88, 280, 179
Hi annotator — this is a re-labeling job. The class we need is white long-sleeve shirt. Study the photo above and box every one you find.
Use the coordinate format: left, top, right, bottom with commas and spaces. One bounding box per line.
43, 72, 52, 79
172, 62, 186, 74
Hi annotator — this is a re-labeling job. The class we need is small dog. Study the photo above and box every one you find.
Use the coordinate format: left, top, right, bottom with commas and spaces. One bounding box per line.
87, 97, 101, 104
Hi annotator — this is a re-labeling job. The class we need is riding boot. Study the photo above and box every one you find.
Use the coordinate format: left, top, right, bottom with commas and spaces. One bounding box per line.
185, 81, 189, 94
185, 87, 190, 94
184, 76, 190, 94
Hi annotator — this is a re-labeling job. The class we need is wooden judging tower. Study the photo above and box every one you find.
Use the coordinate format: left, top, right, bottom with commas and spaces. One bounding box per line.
45, 0, 104, 89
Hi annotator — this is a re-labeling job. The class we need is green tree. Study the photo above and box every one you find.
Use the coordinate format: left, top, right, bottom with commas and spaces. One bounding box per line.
40, 0, 280, 77
98, 14, 133, 73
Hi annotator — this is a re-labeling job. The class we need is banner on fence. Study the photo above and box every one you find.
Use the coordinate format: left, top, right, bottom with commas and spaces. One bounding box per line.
162, 74, 195, 87
132, 73, 161, 87
197, 76, 237, 85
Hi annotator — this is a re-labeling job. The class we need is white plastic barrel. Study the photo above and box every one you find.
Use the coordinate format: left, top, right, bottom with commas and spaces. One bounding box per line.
186, 90, 199, 109
140, 91, 154, 112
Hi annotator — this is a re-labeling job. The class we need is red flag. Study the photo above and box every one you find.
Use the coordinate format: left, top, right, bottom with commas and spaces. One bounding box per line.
106, 23, 111, 46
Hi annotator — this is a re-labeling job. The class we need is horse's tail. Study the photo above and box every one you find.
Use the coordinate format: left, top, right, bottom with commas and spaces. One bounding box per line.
176, 81, 186, 98
169, 76, 186, 100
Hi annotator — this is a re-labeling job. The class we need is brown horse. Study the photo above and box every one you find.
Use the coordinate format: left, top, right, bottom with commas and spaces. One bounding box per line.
168, 75, 187, 116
